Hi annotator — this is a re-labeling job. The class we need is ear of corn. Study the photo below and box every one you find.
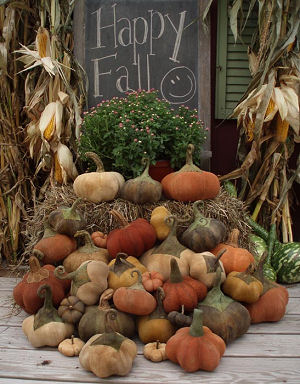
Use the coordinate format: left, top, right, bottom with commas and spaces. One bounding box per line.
275, 113, 289, 143
36, 27, 51, 58
54, 152, 63, 184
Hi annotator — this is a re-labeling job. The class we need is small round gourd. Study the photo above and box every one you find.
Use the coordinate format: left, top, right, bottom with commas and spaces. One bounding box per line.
143, 341, 167, 362
58, 336, 85, 356
58, 296, 85, 323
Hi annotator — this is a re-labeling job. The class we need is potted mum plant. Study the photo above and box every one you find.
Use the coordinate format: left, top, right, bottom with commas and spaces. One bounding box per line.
77, 89, 207, 179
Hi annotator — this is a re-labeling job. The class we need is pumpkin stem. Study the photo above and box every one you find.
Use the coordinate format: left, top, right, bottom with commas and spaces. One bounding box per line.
85, 152, 105, 173
110, 210, 129, 228
213, 267, 223, 289
32, 249, 45, 262
71, 335, 74, 344
37, 284, 53, 309
27, 255, 50, 283
226, 228, 240, 247
74, 230, 94, 247
180, 304, 185, 314
189, 309, 204, 337
54, 265, 76, 280
193, 201, 210, 226
98, 288, 114, 310
140, 157, 150, 177
155, 215, 186, 256
186, 144, 195, 166
156, 340, 160, 349
34, 284, 63, 330
43, 221, 57, 238
213, 249, 227, 269
169, 258, 183, 283
104, 308, 118, 333
114, 252, 135, 268
70, 198, 82, 213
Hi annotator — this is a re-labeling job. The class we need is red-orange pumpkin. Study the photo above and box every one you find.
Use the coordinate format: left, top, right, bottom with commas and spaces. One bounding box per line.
107, 210, 156, 259
212, 229, 255, 274
13, 255, 70, 314
162, 258, 207, 313
161, 144, 220, 202
166, 309, 226, 372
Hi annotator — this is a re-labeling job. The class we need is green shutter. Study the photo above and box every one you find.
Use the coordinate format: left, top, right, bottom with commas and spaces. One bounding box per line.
215, 0, 257, 119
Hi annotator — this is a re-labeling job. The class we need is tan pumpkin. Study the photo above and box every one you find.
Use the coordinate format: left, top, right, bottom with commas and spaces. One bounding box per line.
143, 341, 167, 362
58, 336, 85, 356
63, 230, 109, 272
150, 206, 171, 241
73, 152, 125, 203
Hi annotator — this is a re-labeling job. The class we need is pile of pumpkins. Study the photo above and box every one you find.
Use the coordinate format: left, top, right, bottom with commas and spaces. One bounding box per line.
13, 193, 289, 378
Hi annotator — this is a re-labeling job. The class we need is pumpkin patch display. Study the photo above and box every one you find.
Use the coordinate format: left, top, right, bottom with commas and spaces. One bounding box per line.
108, 252, 147, 290
137, 287, 176, 343
162, 258, 207, 313
107, 210, 157, 259
79, 310, 137, 378
48, 198, 86, 237
78, 288, 135, 342
73, 152, 125, 203
54, 260, 108, 305
212, 228, 255, 274
33, 222, 77, 265
165, 309, 226, 372
197, 268, 251, 344
22, 284, 74, 348
113, 270, 157, 316
150, 206, 171, 241
161, 144, 220, 202
143, 341, 167, 362
13, 255, 70, 314
63, 230, 109, 272
120, 158, 162, 203
180, 201, 227, 252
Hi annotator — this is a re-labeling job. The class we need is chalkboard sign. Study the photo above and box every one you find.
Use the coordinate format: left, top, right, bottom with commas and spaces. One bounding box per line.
74, 0, 200, 110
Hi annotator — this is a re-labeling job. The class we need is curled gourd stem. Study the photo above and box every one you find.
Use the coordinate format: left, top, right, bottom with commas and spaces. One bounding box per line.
32, 249, 45, 260
74, 230, 94, 247
54, 265, 76, 280
37, 284, 54, 311
130, 269, 142, 283
213, 249, 227, 269
85, 152, 105, 173
98, 288, 114, 310
104, 309, 118, 333
115, 252, 134, 268
70, 198, 82, 212
193, 201, 209, 225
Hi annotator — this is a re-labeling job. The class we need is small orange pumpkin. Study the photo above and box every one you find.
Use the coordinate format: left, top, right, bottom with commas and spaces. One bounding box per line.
91, 231, 107, 248
142, 271, 164, 292
166, 309, 226, 372
212, 229, 255, 274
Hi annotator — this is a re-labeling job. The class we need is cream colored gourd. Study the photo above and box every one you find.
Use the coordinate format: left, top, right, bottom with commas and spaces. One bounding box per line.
22, 285, 74, 348
79, 310, 137, 378
55, 260, 109, 305
150, 206, 171, 241
58, 336, 85, 356
73, 152, 125, 203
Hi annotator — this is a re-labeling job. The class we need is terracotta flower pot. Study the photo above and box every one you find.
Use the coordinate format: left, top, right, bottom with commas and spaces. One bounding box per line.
149, 160, 174, 182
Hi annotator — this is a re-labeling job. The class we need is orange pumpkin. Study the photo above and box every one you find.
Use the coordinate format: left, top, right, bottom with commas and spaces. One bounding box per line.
166, 309, 226, 372
113, 270, 157, 315
161, 144, 220, 202
212, 229, 255, 274
107, 210, 156, 259
162, 258, 207, 313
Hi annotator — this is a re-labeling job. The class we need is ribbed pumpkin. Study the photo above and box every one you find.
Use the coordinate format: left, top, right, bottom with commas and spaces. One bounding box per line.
161, 144, 220, 202
13, 255, 70, 314
73, 152, 125, 203
212, 229, 255, 274
142, 271, 164, 292
162, 258, 207, 313
180, 201, 227, 252
166, 309, 226, 372
106, 210, 156, 259
120, 158, 162, 203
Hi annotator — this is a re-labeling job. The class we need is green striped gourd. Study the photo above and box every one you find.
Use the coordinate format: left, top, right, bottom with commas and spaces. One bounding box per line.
247, 217, 300, 284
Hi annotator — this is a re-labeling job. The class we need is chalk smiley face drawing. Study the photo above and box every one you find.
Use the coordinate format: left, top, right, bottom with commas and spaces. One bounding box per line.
160, 66, 196, 104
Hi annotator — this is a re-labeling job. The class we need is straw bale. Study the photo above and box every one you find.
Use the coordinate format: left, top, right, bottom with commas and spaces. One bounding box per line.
22, 185, 252, 260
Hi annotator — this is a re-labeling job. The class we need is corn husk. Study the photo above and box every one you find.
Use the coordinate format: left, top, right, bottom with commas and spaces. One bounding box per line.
54, 143, 78, 184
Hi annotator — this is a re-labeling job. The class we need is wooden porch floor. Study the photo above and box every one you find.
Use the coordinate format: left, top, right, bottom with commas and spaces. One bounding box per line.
0, 276, 299, 384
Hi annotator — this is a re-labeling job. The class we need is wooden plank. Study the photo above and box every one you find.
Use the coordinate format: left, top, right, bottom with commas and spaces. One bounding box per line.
0, 348, 300, 384
1, 324, 300, 358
